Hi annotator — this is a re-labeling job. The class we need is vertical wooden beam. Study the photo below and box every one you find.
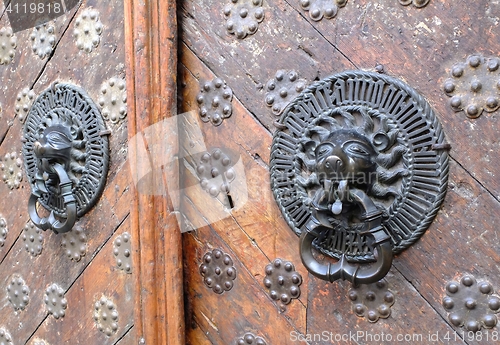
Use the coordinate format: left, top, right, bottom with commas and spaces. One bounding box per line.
124, 1, 184, 344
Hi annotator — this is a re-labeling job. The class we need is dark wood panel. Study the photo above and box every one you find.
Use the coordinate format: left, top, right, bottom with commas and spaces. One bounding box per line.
178, 0, 354, 131
182, 200, 304, 344
179, 45, 309, 333
178, 0, 500, 344
28, 218, 134, 344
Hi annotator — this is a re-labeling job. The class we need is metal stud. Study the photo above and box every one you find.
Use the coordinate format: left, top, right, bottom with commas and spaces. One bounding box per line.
0, 27, 17, 65
224, 0, 265, 39
264, 70, 306, 115
98, 76, 127, 123
235, 333, 267, 345
443, 54, 500, 118
44, 283, 67, 319
0, 216, 7, 247
93, 296, 119, 337
196, 78, 233, 126
398, 0, 430, 8
348, 279, 395, 322
263, 259, 302, 307
200, 249, 237, 294
22, 221, 44, 257
0, 152, 23, 190
61, 226, 87, 262
194, 149, 236, 199
300, 0, 348, 21
73, 8, 103, 53
0, 327, 13, 344
443, 275, 500, 332
113, 232, 132, 273
30, 23, 56, 59
7, 274, 30, 311
15, 87, 36, 124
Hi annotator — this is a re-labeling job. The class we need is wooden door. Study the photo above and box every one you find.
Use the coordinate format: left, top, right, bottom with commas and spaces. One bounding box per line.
0, 0, 135, 344
178, 1, 500, 344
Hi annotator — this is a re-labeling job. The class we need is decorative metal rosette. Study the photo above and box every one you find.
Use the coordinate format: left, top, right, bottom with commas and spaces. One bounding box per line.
299, 0, 348, 22
22, 83, 109, 219
398, 0, 429, 8
224, 0, 265, 39
348, 279, 395, 322
443, 54, 500, 118
270, 71, 449, 262
443, 275, 500, 332
0, 27, 16, 65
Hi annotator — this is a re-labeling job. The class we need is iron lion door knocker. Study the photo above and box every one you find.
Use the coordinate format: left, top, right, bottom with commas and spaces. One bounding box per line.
22, 83, 110, 234
270, 71, 449, 285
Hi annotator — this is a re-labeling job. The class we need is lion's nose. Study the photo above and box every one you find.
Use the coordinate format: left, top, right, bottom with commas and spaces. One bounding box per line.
324, 155, 344, 172
34, 142, 45, 157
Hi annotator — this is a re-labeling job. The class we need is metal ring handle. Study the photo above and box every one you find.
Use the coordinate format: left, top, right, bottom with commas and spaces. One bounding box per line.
299, 188, 393, 285
28, 163, 77, 234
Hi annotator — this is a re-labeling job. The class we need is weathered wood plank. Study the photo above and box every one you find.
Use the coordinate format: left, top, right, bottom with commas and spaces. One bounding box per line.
307, 270, 467, 345
182, 200, 305, 345
124, 0, 184, 343
179, 2, 500, 343
179, 45, 309, 333
178, 0, 355, 131
27, 218, 134, 344
0, 170, 129, 343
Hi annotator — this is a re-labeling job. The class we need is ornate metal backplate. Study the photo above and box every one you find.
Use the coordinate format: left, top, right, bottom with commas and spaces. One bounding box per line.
22, 83, 109, 220
270, 71, 448, 263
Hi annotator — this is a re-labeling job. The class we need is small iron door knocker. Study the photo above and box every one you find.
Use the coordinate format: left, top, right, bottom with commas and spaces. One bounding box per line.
22, 83, 110, 234
270, 71, 449, 285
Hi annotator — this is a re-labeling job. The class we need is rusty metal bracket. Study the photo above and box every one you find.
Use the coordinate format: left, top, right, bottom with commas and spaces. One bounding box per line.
270, 70, 448, 284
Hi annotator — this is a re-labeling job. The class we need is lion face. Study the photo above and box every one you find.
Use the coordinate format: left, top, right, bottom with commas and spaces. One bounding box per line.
314, 129, 377, 186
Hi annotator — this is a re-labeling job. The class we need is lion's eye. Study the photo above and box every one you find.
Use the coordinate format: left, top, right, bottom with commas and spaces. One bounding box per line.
345, 142, 371, 157
316, 143, 333, 157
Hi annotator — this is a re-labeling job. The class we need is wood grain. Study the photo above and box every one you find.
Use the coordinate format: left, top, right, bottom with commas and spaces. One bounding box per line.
124, 0, 184, 343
